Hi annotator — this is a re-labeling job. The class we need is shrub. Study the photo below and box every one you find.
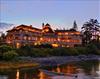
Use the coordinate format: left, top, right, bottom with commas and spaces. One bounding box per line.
0, 45, 14, 60
17, 45, 33, 56
86, 44, 98, 54
31, 48, 52, 57
96, 50, 100, 55
31, 48, 43, 57
3, 50, 18, 61
50, 48, 66, 56
50, 47, 78, 56
76, 47, 87, 55
66, 48, 79, 56
0, 45, 13, 53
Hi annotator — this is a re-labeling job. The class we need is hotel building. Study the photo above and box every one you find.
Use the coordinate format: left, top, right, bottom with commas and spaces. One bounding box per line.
6, 23, 82, 48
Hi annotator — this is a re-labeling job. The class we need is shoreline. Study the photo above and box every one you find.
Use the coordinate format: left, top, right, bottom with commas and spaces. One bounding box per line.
20, 54, 100, 67
0, 54, 100, 71
0, 61, 39, 71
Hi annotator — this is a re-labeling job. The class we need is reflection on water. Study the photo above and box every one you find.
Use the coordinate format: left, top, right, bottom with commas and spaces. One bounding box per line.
39, 71, 51, 79
56, 65, 61, 73
24, 72, 27, 79
39, 71, 47, 79
16, 69, 19, 79
94, 61, 100, 79
0, 60, 100, 79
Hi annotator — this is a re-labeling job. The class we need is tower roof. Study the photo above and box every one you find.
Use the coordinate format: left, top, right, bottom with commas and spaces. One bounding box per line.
45, 23, 50, 26
42, 23, 54, 33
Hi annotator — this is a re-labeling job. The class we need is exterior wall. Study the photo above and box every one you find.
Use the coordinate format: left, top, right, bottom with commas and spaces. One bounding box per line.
6, 30, 42, 48
56, 31, 82, 47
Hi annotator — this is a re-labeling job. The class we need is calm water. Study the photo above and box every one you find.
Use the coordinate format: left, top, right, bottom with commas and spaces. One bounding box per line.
0, 60, 100, 79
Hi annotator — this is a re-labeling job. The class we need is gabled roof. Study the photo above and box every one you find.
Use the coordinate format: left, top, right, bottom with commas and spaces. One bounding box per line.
7, 24, 41, 32
16, 24, 41, 30
45, 23, 50, 26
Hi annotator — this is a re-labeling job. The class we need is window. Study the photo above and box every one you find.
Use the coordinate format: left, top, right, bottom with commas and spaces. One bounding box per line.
23, 36, 27, 40
16, 42, 20, 48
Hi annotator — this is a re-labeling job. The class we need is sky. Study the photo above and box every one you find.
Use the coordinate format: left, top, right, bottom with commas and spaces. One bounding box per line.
0, 0, 100, 30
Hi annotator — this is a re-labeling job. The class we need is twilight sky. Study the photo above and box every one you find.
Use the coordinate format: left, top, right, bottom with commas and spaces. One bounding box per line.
0, 0, 100, 30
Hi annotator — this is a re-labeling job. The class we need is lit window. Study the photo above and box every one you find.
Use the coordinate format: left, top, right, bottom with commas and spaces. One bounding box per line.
71, 33, 74, 35
58, 33, 62, 35
67, 40, 70, 42
65, 32, 68, 35
28, 37, 31, 40
16, 43, 20, 48
75, 32, 80, 35
40, 38, 43, 41
24, 36, 27, 40
7, 41, 11, 44
58, 38, 60, 41
20, 30, 22, 32
45, 29, 49, 32
52, 44, 58, 47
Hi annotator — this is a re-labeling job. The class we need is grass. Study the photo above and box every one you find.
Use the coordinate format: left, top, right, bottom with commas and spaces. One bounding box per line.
0, 60, 39, 70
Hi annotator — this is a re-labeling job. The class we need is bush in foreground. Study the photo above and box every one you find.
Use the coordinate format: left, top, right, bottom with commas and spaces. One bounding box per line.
3, 50, 18, 61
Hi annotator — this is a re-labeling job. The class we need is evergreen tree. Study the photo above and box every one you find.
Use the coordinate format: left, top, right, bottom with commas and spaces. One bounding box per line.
73, 20, 78, 31
81, 19, 100, 45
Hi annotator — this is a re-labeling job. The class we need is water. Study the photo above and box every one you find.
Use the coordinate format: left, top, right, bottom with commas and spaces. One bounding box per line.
0, 60, 100, 79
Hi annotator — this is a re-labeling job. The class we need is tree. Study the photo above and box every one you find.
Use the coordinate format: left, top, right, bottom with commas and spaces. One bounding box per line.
0, 33, 6, 45
86, 44, 98, 54
0, 45, 13, 53
73, 20, 78, 31
70, 20, 78, 31
0, 45, 14, 60
81, 19, 100, 45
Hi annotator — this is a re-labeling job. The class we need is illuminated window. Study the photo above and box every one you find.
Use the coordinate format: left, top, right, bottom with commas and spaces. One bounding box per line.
45, 29, 49, 32
24, 36, 27, 40
71, 33, 74, 35
75, 32, 80, 35
65, 32, 68, 35
58, 38, 60, 41
20, 30, 22, 32
40, 38, 43, 41
42, 30, 45, 33
16, 43, 20, 48
28, 37, 31, 40
67, 40, 70, 42
58, 33, 62, 35
52, 44, 59, 47
34, 42, 38, 45
67, 45, 70, 47
7, 41, 11, 44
